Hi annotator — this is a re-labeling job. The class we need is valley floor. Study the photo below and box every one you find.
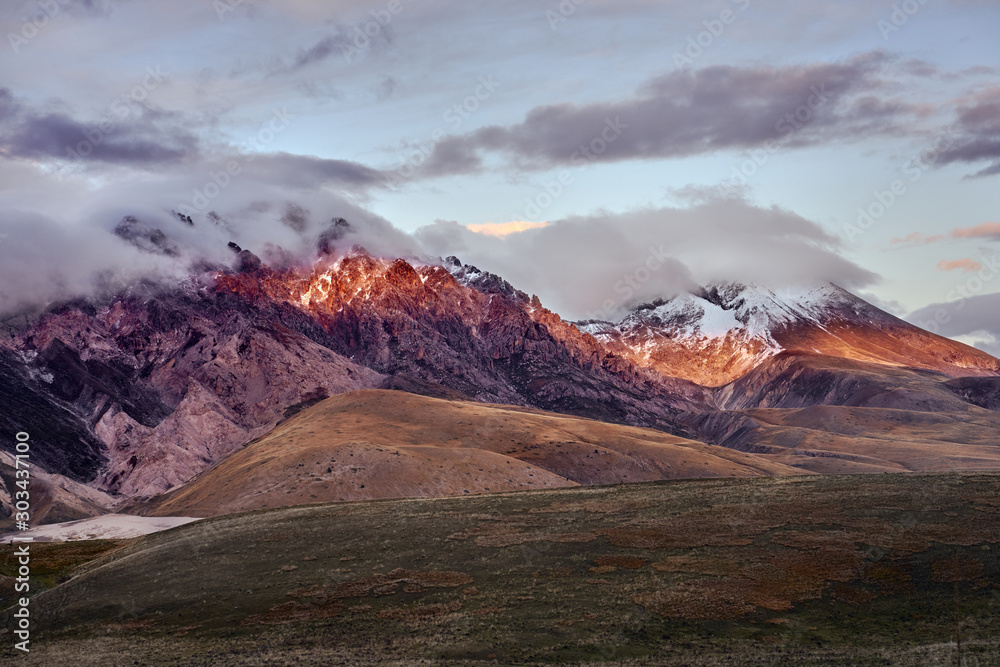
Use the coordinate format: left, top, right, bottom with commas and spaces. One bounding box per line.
3, 472, 1000, 665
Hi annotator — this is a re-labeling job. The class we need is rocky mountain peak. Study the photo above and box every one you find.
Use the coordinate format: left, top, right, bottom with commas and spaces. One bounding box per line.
443, 256, 528, 303
317, 217, 354, 256
113, 215, 179, 257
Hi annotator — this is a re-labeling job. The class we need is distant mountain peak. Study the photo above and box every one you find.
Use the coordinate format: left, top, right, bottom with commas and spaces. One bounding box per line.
581, 280, 999, 386
602, 281, 858, 347
702, 281, 863, 325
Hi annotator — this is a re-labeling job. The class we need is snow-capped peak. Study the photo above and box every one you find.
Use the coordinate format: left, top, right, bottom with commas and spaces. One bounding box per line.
578, 279, 998, 386
612, 281, 857, 342
625, 293, 743, 340
699, 281, 863, 336
574, 281, 882, 385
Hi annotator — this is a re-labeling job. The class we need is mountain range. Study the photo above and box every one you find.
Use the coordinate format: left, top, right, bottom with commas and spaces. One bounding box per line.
2, 235, 999, 526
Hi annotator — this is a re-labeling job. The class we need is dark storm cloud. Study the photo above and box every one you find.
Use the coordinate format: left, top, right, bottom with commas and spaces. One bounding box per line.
0, 87, 200, 166
0, 87, 388, 190
909, 292, 1000, 337
416, 136, 485, 178
890, 222, 1000, 247
417, 52, 922, 175
933, 86, 1000, 177
907, 291, 1000, 357
242, 152, 388, 189
5, 111, 198, 164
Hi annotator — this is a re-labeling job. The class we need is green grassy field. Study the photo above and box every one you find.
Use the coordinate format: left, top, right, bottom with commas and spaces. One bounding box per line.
3, 472, 1000, 665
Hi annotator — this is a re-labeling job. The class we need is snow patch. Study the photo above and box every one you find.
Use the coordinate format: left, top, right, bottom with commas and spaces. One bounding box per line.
2, 515, 202, 543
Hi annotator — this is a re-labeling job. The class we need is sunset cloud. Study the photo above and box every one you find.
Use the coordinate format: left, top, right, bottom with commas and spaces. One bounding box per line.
933, 85, 1000, 178
952, 222, 1000, 240
891, 232, 945, 246
937, 258, 984, 272
892, 223, 1000, 247
465, 221, 549, 238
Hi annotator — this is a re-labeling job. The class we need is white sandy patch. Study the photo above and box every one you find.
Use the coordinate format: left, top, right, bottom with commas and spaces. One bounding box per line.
2, 514, 201, 542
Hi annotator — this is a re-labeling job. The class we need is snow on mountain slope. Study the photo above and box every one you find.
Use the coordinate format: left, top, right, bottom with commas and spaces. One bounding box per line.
1, 515, 200, 542
579, 282, 1000, 387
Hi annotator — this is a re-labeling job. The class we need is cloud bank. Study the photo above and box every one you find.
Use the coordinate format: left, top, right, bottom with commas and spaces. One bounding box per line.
413, 52, 926, 176
418, 195, 877, 320
0, 170, 875, 322
907, 292, 1000, 357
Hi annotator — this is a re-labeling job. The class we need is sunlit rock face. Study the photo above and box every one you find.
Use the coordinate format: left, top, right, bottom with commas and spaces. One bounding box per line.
215, 251, 712, 429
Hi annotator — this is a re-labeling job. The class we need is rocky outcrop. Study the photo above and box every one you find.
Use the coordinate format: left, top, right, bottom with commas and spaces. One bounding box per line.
714, 352, 978, 413
945, 377, 1000, 412
0, 346, 107, 481
0, 250, 712, 506
113, 215, 179, 257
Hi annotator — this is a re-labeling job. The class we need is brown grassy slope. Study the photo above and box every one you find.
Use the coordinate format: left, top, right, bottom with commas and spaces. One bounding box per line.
143, 389, 800, 517
0, 539, 134, 610
735, 405, 1000, 474
691, 354, 1000, 475
775, 319, 1000, 378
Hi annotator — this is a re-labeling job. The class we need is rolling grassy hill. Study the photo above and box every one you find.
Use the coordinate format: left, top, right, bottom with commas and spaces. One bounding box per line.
141, 389, 799, 517
3, 472, 999, 665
